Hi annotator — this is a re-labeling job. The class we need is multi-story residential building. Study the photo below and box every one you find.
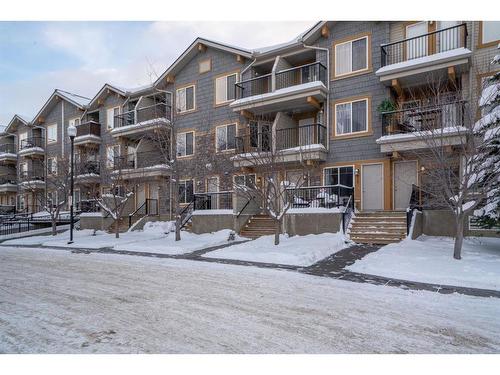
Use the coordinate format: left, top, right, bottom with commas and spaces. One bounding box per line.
1, 21, 498, 239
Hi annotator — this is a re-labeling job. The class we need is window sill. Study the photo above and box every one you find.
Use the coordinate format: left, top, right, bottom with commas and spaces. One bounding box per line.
176, 109, 197, 116
331, 130, 373, 140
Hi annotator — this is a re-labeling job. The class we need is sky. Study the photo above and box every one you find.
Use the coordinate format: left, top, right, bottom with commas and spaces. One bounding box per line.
0, 21, 314, 126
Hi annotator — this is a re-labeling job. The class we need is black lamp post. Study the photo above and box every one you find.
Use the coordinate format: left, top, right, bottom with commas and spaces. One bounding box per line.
67, 124, 77, 244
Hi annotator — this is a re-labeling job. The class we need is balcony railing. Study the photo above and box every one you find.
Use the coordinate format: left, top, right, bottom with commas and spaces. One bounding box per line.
0, 175, 17, 185
77, 199, 101, 213
286, 185, 354, 209
76, 121, 101, 138
275, 124, 327, 151
381, 23, 467, 67
235, 62, 327, 99
193, 191, 233, 211
114, 150, 169, 170
382, 100, 468, 136
75, 160, 100, 176
236, 131, 272, 154
0, 144, 16, 154
19, 170, 45, 183
114, 103, 172, 128
20, 137, 44, 150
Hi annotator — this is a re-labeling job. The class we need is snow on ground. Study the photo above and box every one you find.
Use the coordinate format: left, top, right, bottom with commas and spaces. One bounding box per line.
0, 246, 499, 353
204, 232, 348, 266
347, 236, 500, 290
2, 222, 238, 255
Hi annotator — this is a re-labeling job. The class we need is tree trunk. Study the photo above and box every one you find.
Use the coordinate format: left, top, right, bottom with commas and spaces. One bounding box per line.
51, 220, 57, 236
453, 213, 465, 260
115, 219, 120, 239
274, 219, 281, 246
175, 216, 181, 241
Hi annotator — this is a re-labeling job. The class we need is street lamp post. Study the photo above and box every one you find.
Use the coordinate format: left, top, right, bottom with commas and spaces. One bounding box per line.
67, 124, 77, 244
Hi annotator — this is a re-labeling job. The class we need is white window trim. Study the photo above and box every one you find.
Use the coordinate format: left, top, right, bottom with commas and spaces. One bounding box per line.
322, 165, 356, 187
47, 123, 58, 143
334, 98, 370, 136
19, 131, 28, 147
233, 173, 257, 187
199, 58, 211, 74
215, 123, 237, 152
176, 85, 196, 113
481, 21, 500, 45
106, 145, 120, 168
176, 131, 195, 158
179, 179, 194, 204
334, 35, 369, 78
215, 73, 238, 105
107, 106, 120, 129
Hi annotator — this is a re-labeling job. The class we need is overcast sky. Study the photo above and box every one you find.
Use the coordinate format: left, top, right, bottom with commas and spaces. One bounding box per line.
0, 21, 314, 126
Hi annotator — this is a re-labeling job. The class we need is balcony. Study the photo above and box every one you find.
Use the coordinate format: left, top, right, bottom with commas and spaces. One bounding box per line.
0, 175, 17, 193
234, 123, 327, 167
18, 137, 45, 157
377, 100, 468, 152
19, 170, 45, 189
376, 23, 471, 84
111, 102, 172, 139
113, 150, 170, 179
0, 143, 17, 163
230, 62, 328, 114
74, 121, 101, 146
75, 160, 100, 184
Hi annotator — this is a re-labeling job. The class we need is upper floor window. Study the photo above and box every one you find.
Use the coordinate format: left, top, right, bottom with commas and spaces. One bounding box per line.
179, 179, 194, 204
215, 73, 238, 105
177, 131, 194, 157
481, 21, 500, 46
199, 59, 211, 74
334, 35, 369, 78
176, 85, 196, 113
216, 124, 236, 152
335, 98, 369, 136
234, 174, 256, 188
47, 124, 57, 143
47, 157, 57, 175
69, 118, 80, 128
106, 145, 120, 168
107, 107, 120, 129
19, 132, 28, 147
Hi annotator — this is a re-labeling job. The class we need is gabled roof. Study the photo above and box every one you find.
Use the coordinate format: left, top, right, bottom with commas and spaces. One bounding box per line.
154, 37, 253, 87
31, 89, 90, 123
4, 114, 29, 134
86, 83, 127, 110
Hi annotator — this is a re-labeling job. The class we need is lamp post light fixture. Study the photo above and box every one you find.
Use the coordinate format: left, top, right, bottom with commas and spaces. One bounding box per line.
67, 124, 77, 244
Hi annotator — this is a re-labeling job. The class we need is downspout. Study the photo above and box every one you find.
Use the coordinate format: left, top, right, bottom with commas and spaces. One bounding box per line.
302, 42, 330, 151
61, 101, 65, 155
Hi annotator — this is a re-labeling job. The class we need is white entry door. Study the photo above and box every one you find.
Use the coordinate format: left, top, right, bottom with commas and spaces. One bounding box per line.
206, 177, 219, 209
406, 21, 428, 60
136, 184, 146, 209
362, 164, 384, 211
393, 161, 418, 211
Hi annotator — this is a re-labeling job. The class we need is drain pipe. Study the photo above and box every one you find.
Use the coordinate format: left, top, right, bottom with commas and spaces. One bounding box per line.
302, 43, 330, 150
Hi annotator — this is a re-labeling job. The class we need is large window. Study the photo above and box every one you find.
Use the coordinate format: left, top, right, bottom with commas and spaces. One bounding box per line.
47, 157, 57, 175
215, 73, 238, 105
106, 107, 120, 129
177, 131, 194, 157
47, 124, 57, 143
106, 145, 120, 168
481, 21, 500, 46
334, 35, 369, 77
216, 124, 236, 152
335, 98, 369, 136
234, 174, 256, 188
19, 132, 27, 148
179, 179, 194, 204
324, 166, 354, 196
176, 85, 196, 113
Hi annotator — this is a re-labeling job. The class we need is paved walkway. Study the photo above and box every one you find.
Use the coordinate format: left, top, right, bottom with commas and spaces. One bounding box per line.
2, 240, 499, 298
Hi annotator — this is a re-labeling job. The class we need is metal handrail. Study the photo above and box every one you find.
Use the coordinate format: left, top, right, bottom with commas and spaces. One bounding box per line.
128, 198, 159, 228
275, 61, 327, 75
381, 23, 467, 48
236, 196, 254, 218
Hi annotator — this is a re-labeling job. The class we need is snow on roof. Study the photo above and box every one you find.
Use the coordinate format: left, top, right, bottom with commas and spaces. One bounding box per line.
253, 22, 321, 55
376, 126, 467, 143
54, 89, 91, 107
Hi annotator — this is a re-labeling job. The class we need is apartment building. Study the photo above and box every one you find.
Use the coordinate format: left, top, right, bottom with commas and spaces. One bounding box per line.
0, 21, 498, 237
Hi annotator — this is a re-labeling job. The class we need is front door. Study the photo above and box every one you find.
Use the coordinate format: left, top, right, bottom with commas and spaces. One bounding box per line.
362, 163, 384, 211
393, 161, 418, 211
136, 184, 146, 209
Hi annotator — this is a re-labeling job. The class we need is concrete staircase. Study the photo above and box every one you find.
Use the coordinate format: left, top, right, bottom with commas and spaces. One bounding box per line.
240, 214, 276, 239
349, 211, 407, 244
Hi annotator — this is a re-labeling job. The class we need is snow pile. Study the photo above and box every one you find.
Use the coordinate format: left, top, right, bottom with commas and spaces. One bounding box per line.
142, 220, 175, 234
347, 235, 500, 290
204, 232, 348, 266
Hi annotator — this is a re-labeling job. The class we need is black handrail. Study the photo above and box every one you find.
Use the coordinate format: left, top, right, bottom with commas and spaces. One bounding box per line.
275, 62, 327, 90
275, 124, 327, 150
0, 143, 16, 154
286, 184, 354, 209
128, 198, 159, 228
381, 23, 467, 67
114, 103, 172, 128
342, 195, 355, 234
76, 121, 101, 137
193, 191, 233, 211
20, 137, 45, 150
179, 200, 195, 229
406, 184, 422, 235
236, 196, 254, 218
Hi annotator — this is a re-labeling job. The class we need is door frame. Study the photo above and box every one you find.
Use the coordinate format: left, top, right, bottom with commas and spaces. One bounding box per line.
361, 162, 384, 211
392, 160, 419, 211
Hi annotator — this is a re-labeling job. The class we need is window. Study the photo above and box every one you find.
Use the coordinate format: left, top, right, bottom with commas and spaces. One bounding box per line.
199, 59, 211, 74
324, 166, 354, 197
47, 191, 58, 208
106, 145, 120, 168
234, 174, 256, 188
17, 195, 25, 211
215, 73, 238, 104
47, 124, 57, 143
335, 98, 369, 136
69, 118, 80, 128
176, 85, 195, 113
47, 157, 57, 175
481, 21, 500, 45
179, 180, 194, 204
177, 131, 194, 157
107, 107, 120, 129
19, 162, 27, 178
19, 132, 27, 148
216, 124, 236, 151
334, 35, 369, 77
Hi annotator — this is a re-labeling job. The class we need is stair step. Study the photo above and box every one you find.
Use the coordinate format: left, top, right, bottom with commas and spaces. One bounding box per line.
350, 237, 402, 245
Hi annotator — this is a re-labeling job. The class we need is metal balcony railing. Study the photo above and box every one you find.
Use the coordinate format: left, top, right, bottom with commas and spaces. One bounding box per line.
76, 121, 101, 138
20, 137, 44, 150
114, 103, 172, 128
193, 191, 233, 211
0, 144, 16, 154
381, 23, 467, 67
275, 124, 327, 151
114, 150, 169, 170
0, 175, 17, 185
381, 100, 468, 136
19, 170, 45, 183
286, 185, 354, 209
75, 160, 100, 176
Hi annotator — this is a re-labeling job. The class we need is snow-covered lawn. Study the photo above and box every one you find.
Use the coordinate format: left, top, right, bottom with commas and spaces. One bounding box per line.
0, 246, 499, 353
204, 232, 348, 266
2, 222, 238, 255
347, 236, 500, 290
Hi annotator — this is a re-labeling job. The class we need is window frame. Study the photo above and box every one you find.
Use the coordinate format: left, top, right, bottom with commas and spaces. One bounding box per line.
47, 157, 58, 175
106, 145, 120, 168
233, 173, 256, 188
176, 84, 196, 114
479, 21, 500, 48
333, 96, 371, 138
199, 58, 211, 74
215, 123, 237, 152
214, 72, 239, 106
322, 165, 356, 188
178, 179, 194, 204
47, 123, 58, 143
176, 131, 195, 158
333, 34, 371, 79
106, 106, 120, 129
